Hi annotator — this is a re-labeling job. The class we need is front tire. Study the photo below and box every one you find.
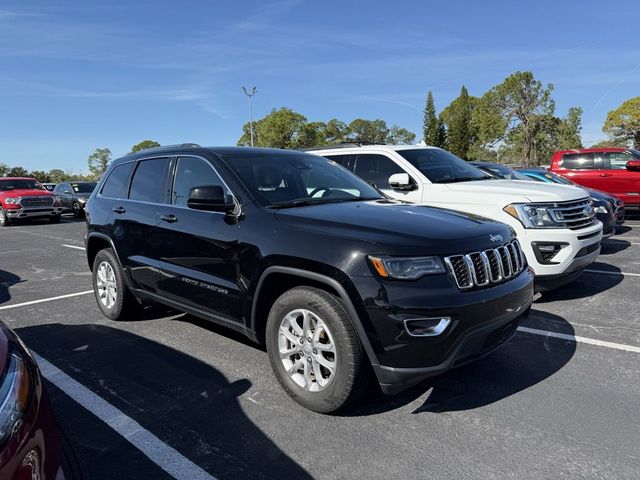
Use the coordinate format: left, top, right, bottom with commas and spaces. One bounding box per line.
92, 248, 139, 321
72, 201, 82, 218
266, 286, 369, 413
0, 208, 11, 227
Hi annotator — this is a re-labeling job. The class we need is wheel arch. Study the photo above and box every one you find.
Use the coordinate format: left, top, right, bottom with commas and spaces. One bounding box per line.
250, 266, 379, 370
86, 232, 121, 272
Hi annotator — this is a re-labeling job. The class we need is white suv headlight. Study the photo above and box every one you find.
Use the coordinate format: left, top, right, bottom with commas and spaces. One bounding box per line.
504, 204, 562, 229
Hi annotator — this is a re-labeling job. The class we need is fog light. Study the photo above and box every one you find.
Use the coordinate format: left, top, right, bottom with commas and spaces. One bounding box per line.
404, 317, 451, 337
531, 242, 567, 264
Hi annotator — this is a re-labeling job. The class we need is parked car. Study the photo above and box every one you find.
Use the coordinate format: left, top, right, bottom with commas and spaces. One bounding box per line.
42, 183, 56, 192
85, 145, 534, 413
469, 161, 533, 181
53, 181, 97, 217
549, 148, 640, 209
518, 168, 624, 236
0, 321, 70, 479
309, 145, 603, 291
0, 177, 63, 226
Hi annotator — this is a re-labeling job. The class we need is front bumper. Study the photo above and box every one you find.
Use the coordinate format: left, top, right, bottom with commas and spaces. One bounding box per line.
518, 221, 602, 280
5, 207, 62, 219
351, 268, 534, 394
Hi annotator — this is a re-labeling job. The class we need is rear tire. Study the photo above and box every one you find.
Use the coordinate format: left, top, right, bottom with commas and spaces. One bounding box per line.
0, 208, 11, 227
92, 248, 139, 321
266, 286, 369, 413
72, 202, 82, 218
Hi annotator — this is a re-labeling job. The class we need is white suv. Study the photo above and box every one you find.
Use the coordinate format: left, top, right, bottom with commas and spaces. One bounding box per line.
309, 144, 603, 290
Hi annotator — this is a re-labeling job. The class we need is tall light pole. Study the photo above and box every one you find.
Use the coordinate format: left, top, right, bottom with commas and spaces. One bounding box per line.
241, 86, 257, 147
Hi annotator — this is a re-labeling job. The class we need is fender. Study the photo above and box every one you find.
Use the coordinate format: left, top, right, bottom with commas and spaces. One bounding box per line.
250, 266, 380, 370
85, 231, 123, 270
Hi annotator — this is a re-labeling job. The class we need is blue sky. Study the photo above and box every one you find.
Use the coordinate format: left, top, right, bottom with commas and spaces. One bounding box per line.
1, 0, 639, 172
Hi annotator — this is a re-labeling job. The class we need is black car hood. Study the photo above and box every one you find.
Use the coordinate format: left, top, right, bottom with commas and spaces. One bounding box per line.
273, 200, 514, 256
584, 188, 611, 202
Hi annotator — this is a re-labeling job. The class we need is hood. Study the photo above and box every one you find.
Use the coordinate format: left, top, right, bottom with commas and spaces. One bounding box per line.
1, 189, 52, 198
584, 188, 611, 202
442, 179, 590, 204
274, 200, 514, 256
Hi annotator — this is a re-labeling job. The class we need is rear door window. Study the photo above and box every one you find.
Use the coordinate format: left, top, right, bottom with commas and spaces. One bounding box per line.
353, 154, 404, 188
128, 158, 169, 203
603, 152, 633, 170
561, 153, 596, 170
100, 162, 135, 198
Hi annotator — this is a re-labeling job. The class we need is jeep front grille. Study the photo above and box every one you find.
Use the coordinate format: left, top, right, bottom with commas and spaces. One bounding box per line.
444, 240, 526, 290
20, 196, 54, 207
549, 198, 597, 230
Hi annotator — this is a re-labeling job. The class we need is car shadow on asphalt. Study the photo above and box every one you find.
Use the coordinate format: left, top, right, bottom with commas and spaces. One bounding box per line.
600, 238, 631, 255
340, 311, 576, 417
534, 262, 623, 303
0, 268, 23, 304
16, 323, 312, 480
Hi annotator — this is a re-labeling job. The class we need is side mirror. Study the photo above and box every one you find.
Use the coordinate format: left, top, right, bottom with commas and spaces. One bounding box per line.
187, 185, 235, 213
388, 173, 416, 191
626, 160, 640, 172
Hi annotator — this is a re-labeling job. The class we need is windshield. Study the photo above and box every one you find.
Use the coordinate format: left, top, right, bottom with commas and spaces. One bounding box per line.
221, 152, 383, 208
397, 149, 491, 183
0, 179, 46, 191
72, 182, 97, 193
630, 149, 640, 159
485, 164, 531, 181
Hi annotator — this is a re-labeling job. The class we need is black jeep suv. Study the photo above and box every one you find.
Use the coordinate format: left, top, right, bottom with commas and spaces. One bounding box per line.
85, 145, 534, 413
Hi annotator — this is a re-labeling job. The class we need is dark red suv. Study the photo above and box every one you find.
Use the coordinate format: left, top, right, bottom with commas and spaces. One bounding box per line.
550, 148, 640, 208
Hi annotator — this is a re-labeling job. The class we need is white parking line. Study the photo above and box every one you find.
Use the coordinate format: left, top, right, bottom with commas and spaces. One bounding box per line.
518, 326, 640, 354
0, 291, 93, 310
585, 269, 640, 278
33, 352, 217, 480
62, 244, 86, 251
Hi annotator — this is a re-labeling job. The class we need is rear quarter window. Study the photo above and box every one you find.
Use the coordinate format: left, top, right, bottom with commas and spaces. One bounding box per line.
561, 153, 595, 170
100, 162, 134, 198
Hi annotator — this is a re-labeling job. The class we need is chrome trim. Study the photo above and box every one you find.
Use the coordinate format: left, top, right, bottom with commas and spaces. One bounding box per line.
403, 317, 451, 337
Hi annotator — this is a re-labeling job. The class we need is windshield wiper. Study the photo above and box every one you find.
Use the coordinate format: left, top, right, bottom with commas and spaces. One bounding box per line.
266, 196, 378, 209
431, 176, 490, 184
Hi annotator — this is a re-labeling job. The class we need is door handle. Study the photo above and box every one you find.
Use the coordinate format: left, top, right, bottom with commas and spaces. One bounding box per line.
599, 173, 612, 177
112, 206, 126, 214
160, 214, 178, 223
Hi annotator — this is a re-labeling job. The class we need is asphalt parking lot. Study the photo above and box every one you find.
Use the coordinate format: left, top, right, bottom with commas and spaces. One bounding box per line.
1, 214, 640, 479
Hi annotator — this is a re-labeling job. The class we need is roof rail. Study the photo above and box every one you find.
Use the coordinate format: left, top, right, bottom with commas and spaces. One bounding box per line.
125, 143, 202, 156
299, 142, 386, 152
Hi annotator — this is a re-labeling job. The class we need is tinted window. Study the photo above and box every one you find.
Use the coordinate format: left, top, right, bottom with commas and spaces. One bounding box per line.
129, 158, 168, 203
172, 157, 229, 207
323, 154, 351, 168
101, 162, 134, 198
561, 153, 595, 170
604, 152, 633, 170
0, 179, 46, 191
72, 182, 97, 193
220, 152, 381, 207
353, 154, 404, 188
397, 149, 489, 183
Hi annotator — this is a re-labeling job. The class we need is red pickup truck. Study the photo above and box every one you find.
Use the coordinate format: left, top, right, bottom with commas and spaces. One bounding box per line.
549, 148, 640, 208
0, 177, 63, 226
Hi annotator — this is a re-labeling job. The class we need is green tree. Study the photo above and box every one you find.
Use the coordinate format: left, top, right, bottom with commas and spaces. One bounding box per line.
475, 71, 555, 165
47, 169, 67, 183
556, 107, 583, 150
295, 121, 328, 148
131, 140, 161, 152
423, 91, 440, 145
441, 86, 476, 158
590, 138, 629, 148
347, 119, 389, 144
88, 148, 112, 179
386, 125, 416, 145
237, 107, 308, 149
8, 166, 28, 177
436, 117, 448, 149
603, 96, 640, 148
29, 170, 50, 182
0, 163, 9, 177
323, 119, 350, 144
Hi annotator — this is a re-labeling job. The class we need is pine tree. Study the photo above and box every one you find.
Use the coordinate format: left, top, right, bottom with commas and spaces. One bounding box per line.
436, 116, 448, 148
423, 91, 440, 145
446, 86, 473, 158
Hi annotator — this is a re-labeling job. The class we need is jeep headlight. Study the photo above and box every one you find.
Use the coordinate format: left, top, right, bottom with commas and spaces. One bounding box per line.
368, 255, 446, 279
4, 198, 20, 205
503, 204, 561, 229
0, 352, 33, 446
593, 204, 608, 214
